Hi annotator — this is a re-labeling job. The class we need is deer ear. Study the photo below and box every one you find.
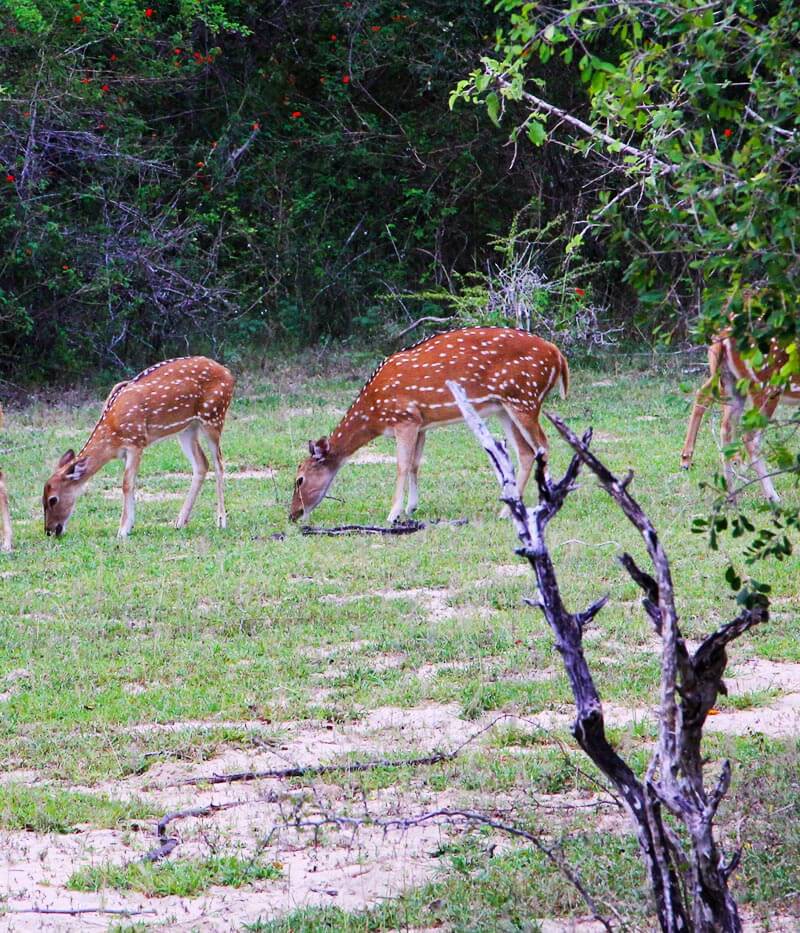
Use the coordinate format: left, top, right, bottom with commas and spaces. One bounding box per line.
66, 457, 89, 481
57, 449, 76, 469
309, 437, 330, 461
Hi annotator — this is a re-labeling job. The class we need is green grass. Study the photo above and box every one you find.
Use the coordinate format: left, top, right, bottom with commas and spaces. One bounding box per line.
69, 854, 282, 896
0, 784, 155, 832
1, 356, 799, 923
246, 833, 651, 931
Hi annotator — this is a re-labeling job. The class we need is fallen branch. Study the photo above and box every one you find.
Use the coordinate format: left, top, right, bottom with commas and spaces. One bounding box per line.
141, 800, 250, 863
142, 714, 515, 864
300, 518, 468, 536
173, 750, 455, 788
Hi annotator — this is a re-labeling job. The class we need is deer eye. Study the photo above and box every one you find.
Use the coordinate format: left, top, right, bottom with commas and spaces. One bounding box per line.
296, 477, 304, 487
48, 496, 58, 508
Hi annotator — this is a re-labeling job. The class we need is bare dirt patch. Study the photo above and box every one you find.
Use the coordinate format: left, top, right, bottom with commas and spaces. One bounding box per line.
158, 468, 276, 480
0, 669, 31, 703
3, 694, 795, 928
349, 451, 396, 465
726, 658, 800, 694
283, 406, 314, 418
495, 563, 530, 578
102, 490, 184, 501
0, 707, 569, 930
321, 586, 457, 621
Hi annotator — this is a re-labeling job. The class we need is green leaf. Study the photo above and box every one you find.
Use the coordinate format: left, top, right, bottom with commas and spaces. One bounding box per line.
486, 92, 501, 127
526, 120, 546, 146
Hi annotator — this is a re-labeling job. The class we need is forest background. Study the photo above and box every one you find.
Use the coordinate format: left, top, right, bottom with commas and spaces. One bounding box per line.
1, 0, 798, 384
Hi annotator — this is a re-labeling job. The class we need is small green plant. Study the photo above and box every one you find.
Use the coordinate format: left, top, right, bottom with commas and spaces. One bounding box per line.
0, 785, 154, 833
68, 854, 282, 897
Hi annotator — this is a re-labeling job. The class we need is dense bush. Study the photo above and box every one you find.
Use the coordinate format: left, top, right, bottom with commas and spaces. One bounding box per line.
1, 0, 610, 379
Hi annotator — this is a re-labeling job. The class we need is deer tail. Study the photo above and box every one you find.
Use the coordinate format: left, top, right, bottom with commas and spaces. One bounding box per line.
557, 351, 570, 399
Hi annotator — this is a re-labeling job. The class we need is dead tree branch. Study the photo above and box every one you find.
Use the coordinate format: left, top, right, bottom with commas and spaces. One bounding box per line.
299, 518, 468, 537
447, 380, 767, 932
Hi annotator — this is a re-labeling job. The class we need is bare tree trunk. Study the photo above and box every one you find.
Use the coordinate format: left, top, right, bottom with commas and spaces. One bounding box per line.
448, 380, 768, 932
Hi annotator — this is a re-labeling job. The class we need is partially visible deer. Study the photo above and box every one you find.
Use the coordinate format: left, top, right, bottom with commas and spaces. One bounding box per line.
0, 403, 11, 552
681, 334, 800, 502
43, 357, 235, 538
290, 326, 569, 523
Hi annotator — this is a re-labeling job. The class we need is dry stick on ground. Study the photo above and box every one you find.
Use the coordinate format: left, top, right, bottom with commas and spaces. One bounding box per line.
299, 518, 468, 536
284, 808, 618, 931
143, 716, 514, 862
447, 380, 768, 933
173, 750, 456, 788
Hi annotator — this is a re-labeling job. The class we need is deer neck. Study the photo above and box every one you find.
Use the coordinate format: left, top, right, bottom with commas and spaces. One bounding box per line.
327, 399, 380, 461
76, 428, 123, 478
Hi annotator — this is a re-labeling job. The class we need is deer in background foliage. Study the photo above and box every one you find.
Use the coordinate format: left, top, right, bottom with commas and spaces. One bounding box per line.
681, 332, 800, 502
0, 403, 11, 552
43, 357, 235, 538
290, 327, 569, 523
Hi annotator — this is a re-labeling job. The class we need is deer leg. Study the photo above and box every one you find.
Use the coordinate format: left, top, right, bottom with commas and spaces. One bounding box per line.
0, 471, 11, 552
502, 404, 548, 482
742, 394, 781, 503
406, 431, 426, 515
719, 363, 746, 495
175, 425, 209, 528
119, 447, 142, 538
681, 343, 723, 469
497, 412, 535, 517
201, 424, 227, 529
388, 423, 419, 524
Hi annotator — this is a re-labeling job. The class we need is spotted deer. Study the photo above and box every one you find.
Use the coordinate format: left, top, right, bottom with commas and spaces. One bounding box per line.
43, 357, 235, 538
290, 327, 569, 523
0, 403, 11, 552
681, 334, 800, 502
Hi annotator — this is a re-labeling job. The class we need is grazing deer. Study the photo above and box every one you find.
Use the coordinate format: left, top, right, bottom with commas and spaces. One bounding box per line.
681, 334, 800, 502
290, 327, 569, 523
43, 357, 235, 538
0, 403, 11, 552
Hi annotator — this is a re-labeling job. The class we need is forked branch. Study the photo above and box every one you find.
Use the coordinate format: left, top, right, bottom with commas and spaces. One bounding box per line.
447, 381, 767, 932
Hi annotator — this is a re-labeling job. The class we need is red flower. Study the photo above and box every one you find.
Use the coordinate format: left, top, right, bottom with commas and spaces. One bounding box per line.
290, 111, 302, 119
144, 7, 154, 16
62, 265, 70, 271
174, 48, 182, 54
370, 25, 381, 32
342, 74, 350, 84
575, 287, 585, 297
109, 53, 117, 61
343, 1, 352, 6
97, 123, 106, 130
330, 34, 337, 41
196, 161, 205, 167
101, 84, 110, 92
80, 77, 91, 84
5, 174, 14, 183
251, 121, 261, 130
723, 128, 732, 138
72, 13, 82, 23
193, 50, 203, 60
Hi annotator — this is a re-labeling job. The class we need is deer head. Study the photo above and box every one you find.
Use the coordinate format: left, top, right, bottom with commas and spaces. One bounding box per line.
289, 437, 340, 522
43, 449, 92, 537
